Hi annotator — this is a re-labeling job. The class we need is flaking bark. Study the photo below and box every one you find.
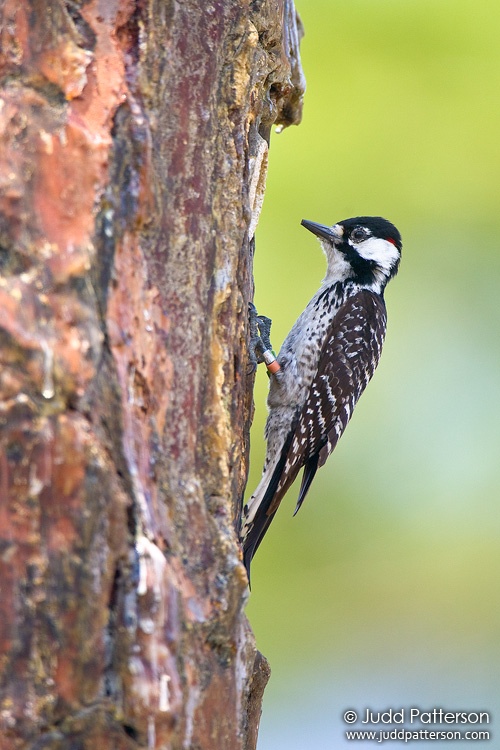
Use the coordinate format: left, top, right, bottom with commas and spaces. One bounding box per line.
0, 0, 304, 748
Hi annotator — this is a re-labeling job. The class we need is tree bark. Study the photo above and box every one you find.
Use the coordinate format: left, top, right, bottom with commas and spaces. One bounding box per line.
0, 1, 304, 748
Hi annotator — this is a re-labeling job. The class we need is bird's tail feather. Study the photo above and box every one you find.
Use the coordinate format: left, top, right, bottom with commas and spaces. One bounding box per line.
241, 431, 296, 582
241, 463, 282, 582
293, 451, 320, 516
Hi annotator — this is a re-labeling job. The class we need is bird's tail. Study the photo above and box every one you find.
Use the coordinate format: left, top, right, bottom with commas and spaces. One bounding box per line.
240, 430, 296, 582
241, 484, 276, 583
241, 467, 280, 584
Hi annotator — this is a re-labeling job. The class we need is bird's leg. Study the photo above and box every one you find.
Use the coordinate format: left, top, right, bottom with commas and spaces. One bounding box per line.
248, 302, 266, 368
248, 303, 280, 373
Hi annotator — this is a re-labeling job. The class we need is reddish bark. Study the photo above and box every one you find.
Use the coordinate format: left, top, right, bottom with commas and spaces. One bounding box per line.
0, 1, 304, 748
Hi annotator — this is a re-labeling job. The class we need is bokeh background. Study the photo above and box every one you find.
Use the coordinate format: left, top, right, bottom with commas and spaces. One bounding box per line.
246, 1, 500, 747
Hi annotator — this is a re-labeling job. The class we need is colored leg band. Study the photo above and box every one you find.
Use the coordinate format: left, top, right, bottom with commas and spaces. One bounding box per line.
263, 350, 280, 373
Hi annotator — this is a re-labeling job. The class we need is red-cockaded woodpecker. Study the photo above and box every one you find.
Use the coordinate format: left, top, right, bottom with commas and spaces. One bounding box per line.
242, 216, 402, 580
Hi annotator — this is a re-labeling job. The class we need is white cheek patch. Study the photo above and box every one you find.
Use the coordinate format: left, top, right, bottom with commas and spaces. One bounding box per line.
354, 236, 400, 273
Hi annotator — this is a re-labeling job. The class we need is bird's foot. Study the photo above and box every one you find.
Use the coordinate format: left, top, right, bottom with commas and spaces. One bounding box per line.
248, 303, 280, 374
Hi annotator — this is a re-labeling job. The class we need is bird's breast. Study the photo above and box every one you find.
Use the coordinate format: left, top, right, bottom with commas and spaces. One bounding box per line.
268, 283, 354, 410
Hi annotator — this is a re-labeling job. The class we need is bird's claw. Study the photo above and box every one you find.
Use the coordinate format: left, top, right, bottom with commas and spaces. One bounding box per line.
248, 302, 274, 371
256, 313, 272, 353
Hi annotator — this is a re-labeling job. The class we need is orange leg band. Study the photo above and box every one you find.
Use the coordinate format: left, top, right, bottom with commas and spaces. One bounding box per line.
263, 350, 281, 373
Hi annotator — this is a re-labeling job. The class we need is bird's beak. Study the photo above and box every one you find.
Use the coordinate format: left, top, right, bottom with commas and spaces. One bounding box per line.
301, 219, 342, 243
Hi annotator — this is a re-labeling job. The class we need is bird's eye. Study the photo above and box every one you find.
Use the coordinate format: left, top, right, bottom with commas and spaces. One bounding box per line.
351, 227, 369, 242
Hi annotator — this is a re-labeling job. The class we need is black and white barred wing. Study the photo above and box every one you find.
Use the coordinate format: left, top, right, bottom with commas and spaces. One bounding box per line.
242, 290, 387, 576
263, 288, 387, 520
291, 289, 387, 514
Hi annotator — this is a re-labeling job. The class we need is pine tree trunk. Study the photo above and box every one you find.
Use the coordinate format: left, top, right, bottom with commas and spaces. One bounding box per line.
0, 1, 304, 748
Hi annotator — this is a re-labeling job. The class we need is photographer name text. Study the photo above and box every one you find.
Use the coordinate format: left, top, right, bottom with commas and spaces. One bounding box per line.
359, 708, 489, 725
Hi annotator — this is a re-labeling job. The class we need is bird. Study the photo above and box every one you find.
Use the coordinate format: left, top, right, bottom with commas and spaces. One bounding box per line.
241, 215, 402, 581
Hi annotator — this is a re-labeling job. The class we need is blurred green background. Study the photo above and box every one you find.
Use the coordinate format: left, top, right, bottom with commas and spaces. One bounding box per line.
247, 0, 500, 747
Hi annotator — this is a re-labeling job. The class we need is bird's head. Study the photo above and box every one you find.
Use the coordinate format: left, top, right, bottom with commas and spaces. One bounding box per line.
301, 216, 402, 292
